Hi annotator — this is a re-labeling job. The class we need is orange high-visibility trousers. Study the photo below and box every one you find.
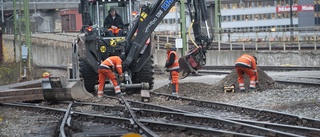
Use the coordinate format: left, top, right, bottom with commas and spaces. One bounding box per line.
98, 68, 120, 97
170, 70, 179, 93
235, 66, 256, 90
108, 28, 122, 35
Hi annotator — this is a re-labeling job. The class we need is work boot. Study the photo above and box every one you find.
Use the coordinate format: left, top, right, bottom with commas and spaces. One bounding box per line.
116, 92, 123, 98
172, 92, 178, 96
249, 87, 256, 92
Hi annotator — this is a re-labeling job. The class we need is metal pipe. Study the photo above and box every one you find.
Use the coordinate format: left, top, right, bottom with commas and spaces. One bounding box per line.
96, 1, 100, 36
23, 66, 26, 77
1, 0, 3, 24
129, 0, 132, 27
103, 83, 149, 91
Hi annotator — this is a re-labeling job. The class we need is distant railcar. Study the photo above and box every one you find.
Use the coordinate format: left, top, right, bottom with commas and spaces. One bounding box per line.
60, 9, 82, 32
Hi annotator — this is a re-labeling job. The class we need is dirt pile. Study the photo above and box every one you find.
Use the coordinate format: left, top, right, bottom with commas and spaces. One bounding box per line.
154, 67, 277, 95
213, 67, 275, 92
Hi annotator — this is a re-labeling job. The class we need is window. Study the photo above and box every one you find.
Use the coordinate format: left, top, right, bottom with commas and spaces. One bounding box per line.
232, 3, 238, 9
223, 4, 229, 9
242, 15, 246, 21
257, 1, 262, 7
246, 15, 251, 20
267, 1, 275, 6
254, 14, 259, 20
272, 13, 275, 19
248, 2, 252, 8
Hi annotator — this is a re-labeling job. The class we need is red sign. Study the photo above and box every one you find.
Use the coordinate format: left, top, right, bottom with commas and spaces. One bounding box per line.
276, 5, 314, 13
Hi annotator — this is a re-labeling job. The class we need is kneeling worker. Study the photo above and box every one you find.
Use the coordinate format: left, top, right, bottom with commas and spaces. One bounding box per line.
98, 56, 124, 98
164, 43, 180, 95
235, 54, 258, 92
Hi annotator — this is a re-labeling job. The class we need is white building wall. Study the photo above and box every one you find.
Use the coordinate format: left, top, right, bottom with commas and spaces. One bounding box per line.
222, 18, 298, 28
222, 7, 276, 16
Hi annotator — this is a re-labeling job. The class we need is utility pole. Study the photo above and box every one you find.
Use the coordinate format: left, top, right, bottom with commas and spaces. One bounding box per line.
289, 0, 293, 42
180, 0, 186, 56
24, 0, 32, 77
214, 0, 221, 48
1, 0, 3, 27
0, 0, 3, 63
13, 0, 31, 80
13, 0, 17, 60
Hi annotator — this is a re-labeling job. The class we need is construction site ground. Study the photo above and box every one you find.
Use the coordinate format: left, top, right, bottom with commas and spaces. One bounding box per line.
0, 69, 320, 136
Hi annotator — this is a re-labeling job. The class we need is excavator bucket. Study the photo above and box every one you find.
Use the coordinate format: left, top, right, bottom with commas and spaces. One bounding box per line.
178, 47, 206, 79
42, 77, 94, 102
178, 57, 193, 79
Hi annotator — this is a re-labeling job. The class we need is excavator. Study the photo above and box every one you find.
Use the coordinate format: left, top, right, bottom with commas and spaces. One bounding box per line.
42, 0, 212, 101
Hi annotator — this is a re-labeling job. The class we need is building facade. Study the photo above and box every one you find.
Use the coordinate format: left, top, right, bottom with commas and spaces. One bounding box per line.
220, 0, 319, 42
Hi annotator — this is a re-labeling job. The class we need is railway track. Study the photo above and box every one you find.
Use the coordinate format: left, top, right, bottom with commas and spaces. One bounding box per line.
2, 92, 320, 137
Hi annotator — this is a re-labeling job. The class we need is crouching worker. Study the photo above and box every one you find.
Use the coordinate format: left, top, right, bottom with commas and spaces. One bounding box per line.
164, 43, 180, 96
235, 54, 258, 92
98, 56, 124, 98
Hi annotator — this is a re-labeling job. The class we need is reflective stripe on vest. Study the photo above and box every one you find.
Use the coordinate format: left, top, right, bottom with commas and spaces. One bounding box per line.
106, 58, 114, 67
100, 64, 110, 69
236, 55, 252, 68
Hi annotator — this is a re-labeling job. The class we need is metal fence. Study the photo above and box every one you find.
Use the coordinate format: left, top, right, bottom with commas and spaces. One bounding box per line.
155, 26, 320, 51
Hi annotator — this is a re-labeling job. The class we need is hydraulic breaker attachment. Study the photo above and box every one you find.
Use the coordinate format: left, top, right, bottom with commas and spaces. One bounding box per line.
42, 77, 94, 102
178, 47, 206, 79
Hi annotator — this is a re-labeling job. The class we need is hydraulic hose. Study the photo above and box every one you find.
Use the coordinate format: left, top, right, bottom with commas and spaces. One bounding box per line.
188, 19, 199, 48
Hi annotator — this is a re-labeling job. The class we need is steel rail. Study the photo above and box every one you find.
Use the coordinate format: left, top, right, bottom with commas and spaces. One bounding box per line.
74, 101, 320, 136
1, 102, 262, 137
139, 119, 261, 137
274, 80, 320, 86
60, 102, 73, 137
134, 108, 308, 137
227, 118, 320, 137
119, 96, 159, 137
74, 101, 319, 136
150, 91, 320, 129
200, 66, 320, 71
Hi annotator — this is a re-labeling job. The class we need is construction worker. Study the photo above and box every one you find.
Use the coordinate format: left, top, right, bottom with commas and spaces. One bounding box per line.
42, 72, 50, 78
235, 54, 258, 92
98, 56, 124, 98
104, 8, 124, 36
164, 43, 179, 95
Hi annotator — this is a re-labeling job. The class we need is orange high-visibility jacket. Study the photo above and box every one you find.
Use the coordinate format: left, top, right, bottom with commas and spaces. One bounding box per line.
235, 54, 257, 71
166, 51, 179, 70
100, 56, 123, 75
